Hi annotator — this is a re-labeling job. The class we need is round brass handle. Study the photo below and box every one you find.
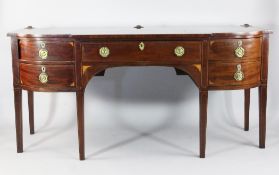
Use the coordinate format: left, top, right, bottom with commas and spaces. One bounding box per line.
39, 42, 48, 59
39, 66, 48, 84
235, 40, 245, 58
99, 47, 110, 58
174, 46, 185, 57
234, 64, 244, 81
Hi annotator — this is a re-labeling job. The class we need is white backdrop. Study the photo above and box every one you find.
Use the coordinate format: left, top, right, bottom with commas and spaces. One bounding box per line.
0, 0, 279, 175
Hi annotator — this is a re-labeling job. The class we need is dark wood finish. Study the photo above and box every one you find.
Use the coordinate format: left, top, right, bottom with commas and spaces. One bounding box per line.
199, 91, 208, 158
258, 34, 269, 148
261, 34, 269, 83
19, 40, 74, 61
244, 89, 250, 131
11, 38, 20, 87
82, 41, 202, 63
208, 61, 260, 88
259, 85, 267, 148
14, 88, 23, 153
8, 26, 271, 160
201, 40, 209, 89
20, 64, 76, 90
76, 89, 85, 160
209, 38, 261, 60
28, 91, 35, 134
11, 37, 24, 153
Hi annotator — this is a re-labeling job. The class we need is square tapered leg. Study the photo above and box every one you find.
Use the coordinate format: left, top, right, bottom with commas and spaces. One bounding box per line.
244, 89, 250, 131
259, 85, 267, 148
14, 88, 23, 153
28, 91, 35, 134
76, 89, 85, 160
199, 90, 208, 158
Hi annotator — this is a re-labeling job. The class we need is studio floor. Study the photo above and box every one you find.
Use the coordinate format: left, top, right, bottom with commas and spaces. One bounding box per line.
1, 103, 279, 175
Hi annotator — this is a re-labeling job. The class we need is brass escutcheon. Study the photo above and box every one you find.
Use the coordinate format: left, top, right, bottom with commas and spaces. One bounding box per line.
39, 42, 48, 59
139, 42, 145, 51
235, 40, 245, 58
234, 64, 244, 81
39, 66, 48, 84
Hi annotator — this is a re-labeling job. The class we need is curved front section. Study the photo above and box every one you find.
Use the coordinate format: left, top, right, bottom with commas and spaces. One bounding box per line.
208, 61, 261, 90
207, 37, 262, 90
20, 64, 76, 91
17, 39, 76, 92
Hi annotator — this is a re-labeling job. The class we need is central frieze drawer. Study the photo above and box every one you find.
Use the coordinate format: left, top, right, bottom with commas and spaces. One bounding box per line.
82, 41, 202, 63
20, 64, 75, 89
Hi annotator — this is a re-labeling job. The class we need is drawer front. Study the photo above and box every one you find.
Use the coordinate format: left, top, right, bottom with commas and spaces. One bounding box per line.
82, 41, 202, 63
19, 40, 74, 61
20, 64, 75, 88
208, 62, 260, 87
209, 38, 261, 60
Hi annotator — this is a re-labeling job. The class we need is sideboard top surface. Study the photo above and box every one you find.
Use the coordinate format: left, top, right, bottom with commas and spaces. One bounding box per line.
7, 25, 272, 38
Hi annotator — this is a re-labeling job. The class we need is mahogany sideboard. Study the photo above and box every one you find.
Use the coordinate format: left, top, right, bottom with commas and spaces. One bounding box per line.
8, 25, 271, 160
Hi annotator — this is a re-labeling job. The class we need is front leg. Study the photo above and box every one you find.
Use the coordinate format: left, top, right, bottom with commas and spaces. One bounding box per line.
259, 85, 267, 148
199, 90, 208, 158
14, 88, 23, 153
76, 89, 85, 160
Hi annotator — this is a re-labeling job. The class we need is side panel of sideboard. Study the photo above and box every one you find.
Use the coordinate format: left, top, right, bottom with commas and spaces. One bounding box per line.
207, 36, 263, 90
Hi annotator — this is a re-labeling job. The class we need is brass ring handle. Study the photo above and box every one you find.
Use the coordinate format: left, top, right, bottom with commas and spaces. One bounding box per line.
235, 40, 245, 58
234, 64, 244, 81
99, 47, 110, 58
39, 42, 48, 59
39, 66, 48, 84
174, 46, 185, 57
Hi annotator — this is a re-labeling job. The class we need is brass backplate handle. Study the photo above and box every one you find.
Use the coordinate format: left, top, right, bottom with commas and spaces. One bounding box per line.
39, 42, 48, 59
39, 66, 48, 84
235, 40, 245, 58
174, 46, 185, 57
99, 47, 110, 58
234, 64, 244, 81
